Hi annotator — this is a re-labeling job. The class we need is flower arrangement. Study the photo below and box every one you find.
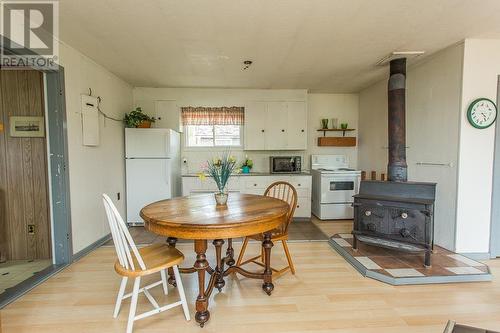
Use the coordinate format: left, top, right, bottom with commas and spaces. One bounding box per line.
199, 152, 238, 205
241, 155, 253, 174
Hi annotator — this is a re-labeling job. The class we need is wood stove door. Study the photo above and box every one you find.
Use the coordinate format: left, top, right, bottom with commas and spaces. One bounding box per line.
355, 205, 388, 235
388, 207, 427, 244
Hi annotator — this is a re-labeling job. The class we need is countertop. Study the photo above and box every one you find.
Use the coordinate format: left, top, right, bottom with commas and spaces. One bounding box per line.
182, 171, 311, 177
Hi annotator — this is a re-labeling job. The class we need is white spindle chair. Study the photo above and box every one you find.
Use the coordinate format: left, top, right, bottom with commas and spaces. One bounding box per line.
102, 194, 190, 333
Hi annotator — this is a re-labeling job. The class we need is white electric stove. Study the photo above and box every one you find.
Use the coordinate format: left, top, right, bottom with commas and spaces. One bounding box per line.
311, 155, 361, 220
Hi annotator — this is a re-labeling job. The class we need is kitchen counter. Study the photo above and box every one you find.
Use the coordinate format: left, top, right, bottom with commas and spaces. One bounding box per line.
182, 172, 312, 218
182, 172, 311, 177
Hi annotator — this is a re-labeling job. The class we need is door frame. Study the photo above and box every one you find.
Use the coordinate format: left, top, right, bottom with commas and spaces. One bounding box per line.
0, 38, 72, 307
489, 75, 500, 257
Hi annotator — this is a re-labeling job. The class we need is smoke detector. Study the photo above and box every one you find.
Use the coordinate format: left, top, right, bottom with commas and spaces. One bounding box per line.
376, 51, 425, 66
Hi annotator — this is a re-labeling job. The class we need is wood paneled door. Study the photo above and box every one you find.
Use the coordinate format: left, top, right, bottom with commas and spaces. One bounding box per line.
0, 70, 52, 261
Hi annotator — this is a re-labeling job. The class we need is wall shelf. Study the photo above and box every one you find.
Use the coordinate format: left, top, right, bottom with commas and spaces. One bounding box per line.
318, 136, 356, 147
317, 128, 355, 137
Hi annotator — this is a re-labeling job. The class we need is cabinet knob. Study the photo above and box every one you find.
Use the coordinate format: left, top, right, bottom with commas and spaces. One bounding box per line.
301, 129, 304, 132
261, 129, 265, 133
254, 184, 257, 186
297, 205, 300, 208
298, 184, 301, 186
281, 129, 285, 132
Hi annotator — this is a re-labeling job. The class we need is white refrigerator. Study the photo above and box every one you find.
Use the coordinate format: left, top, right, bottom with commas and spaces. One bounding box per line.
125, 128, 181, 225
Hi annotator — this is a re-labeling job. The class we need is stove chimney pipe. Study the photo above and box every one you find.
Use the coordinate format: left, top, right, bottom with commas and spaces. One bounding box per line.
387, 58, 407, 182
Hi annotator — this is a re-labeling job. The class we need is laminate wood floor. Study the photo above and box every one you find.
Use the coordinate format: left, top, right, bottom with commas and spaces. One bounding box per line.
2, 241, 500, 333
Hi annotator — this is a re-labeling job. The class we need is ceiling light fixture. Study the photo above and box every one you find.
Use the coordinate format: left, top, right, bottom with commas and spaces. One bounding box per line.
242, 60, 253, 70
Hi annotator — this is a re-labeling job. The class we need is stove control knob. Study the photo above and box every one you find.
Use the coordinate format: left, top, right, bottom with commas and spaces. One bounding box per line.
400, 228, 411, 238
401, 212, 408, 219
366, 223, 376, 231
365, 210, 372, 217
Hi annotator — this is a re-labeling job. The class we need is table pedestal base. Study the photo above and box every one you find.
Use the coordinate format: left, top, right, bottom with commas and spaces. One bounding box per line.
166, 234, 274, 327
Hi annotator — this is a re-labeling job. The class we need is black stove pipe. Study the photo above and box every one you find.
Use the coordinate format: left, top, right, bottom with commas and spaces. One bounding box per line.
387, 58, 407, 182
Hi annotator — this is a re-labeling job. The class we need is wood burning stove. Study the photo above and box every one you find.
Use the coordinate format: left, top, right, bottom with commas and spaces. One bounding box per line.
352, 181, 436, 267
351, 57, 437, 267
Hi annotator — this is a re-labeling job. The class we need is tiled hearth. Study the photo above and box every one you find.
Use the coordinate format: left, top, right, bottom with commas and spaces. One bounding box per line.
329, 233, 492, 285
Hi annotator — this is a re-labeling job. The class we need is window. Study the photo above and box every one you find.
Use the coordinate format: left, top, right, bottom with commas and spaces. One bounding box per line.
186, 124, 242, 148
181, 106, 244, 148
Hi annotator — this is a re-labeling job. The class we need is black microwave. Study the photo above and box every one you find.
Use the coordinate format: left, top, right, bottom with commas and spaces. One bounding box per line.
270, 156, 302, 174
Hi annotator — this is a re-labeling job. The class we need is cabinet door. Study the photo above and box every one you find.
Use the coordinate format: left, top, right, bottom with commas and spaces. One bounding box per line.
265, 102, 288, 150
244, 102, 267, 150
155, 100, 181, 131
287, 101, 307, 150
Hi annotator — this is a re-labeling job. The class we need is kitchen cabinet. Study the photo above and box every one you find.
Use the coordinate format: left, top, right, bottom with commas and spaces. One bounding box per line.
265, 102, 288, 150
244, 101, 267, 150
287, 101, 307, 149
182, 174, 312, 218
244, 101, 307, 150
154, 100, 182, 132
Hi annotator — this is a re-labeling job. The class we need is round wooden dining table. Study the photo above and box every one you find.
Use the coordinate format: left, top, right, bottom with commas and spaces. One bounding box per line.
140, 193, 289, 327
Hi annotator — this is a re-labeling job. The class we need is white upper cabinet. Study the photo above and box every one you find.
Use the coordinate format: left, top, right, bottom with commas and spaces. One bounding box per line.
154, 100, 181, 132
265, 102, 288, 150
244, 100, 307, 150
286, 101, 307, 150
244, 101, 267, 150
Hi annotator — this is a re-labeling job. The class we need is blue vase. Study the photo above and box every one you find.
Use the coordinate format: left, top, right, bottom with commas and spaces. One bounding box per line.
242, 166, 250, 174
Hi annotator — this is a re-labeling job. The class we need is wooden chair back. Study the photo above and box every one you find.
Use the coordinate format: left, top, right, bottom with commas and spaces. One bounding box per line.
102, 194, 146, 271
264, 181, 298, 234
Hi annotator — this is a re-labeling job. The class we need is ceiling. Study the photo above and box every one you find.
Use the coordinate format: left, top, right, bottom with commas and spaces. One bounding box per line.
58, 0, 500, 93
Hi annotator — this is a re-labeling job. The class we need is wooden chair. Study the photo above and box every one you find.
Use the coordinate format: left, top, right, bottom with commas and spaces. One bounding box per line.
102, 194, 190, 333
236, 181, 298, 277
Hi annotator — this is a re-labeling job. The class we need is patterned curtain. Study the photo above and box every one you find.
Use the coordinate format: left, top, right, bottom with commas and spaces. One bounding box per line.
181, 106, 245, 125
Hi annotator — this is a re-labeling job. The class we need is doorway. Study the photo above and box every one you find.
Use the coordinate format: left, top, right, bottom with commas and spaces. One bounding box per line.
0, 40, 72, 307
0, 70, 53, 294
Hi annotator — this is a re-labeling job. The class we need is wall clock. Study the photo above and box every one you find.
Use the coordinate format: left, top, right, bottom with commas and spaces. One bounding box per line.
467, 98, 497, 129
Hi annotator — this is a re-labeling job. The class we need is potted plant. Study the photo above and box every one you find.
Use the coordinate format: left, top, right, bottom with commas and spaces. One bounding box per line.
241, 156, 253, 174
199, 153, 238, 206
124, 107, 156, 128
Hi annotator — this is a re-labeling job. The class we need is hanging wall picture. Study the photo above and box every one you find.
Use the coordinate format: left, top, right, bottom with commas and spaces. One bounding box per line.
9, 116, 45, 137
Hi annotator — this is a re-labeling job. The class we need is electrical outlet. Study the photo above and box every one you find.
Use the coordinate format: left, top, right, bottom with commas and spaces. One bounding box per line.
28, 225, 35, 234
117, 192, 121, 200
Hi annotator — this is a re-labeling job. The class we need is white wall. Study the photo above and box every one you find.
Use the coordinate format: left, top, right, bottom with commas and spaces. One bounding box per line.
133, 88, 359, 173
357, 43, 464, 250
406, 44, 463, 251
455, 39, 500, 253
358, 80, 387, 174
308, 94, 359, 168
59, 42, 133, 254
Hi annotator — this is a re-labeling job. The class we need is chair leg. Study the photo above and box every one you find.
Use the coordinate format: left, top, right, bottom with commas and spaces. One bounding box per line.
126, 277, 141, 333
173, 265, 191, 321
236, 237, 249, 266
282, 240, 295, 274
160, 269, 168, 295
113, 277, 128, 318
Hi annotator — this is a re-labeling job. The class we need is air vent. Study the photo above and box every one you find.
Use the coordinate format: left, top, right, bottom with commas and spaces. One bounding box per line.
376, 51, 425, 66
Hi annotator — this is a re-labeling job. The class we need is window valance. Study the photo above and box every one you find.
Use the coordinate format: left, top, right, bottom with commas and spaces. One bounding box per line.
181, 106, 244, 126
